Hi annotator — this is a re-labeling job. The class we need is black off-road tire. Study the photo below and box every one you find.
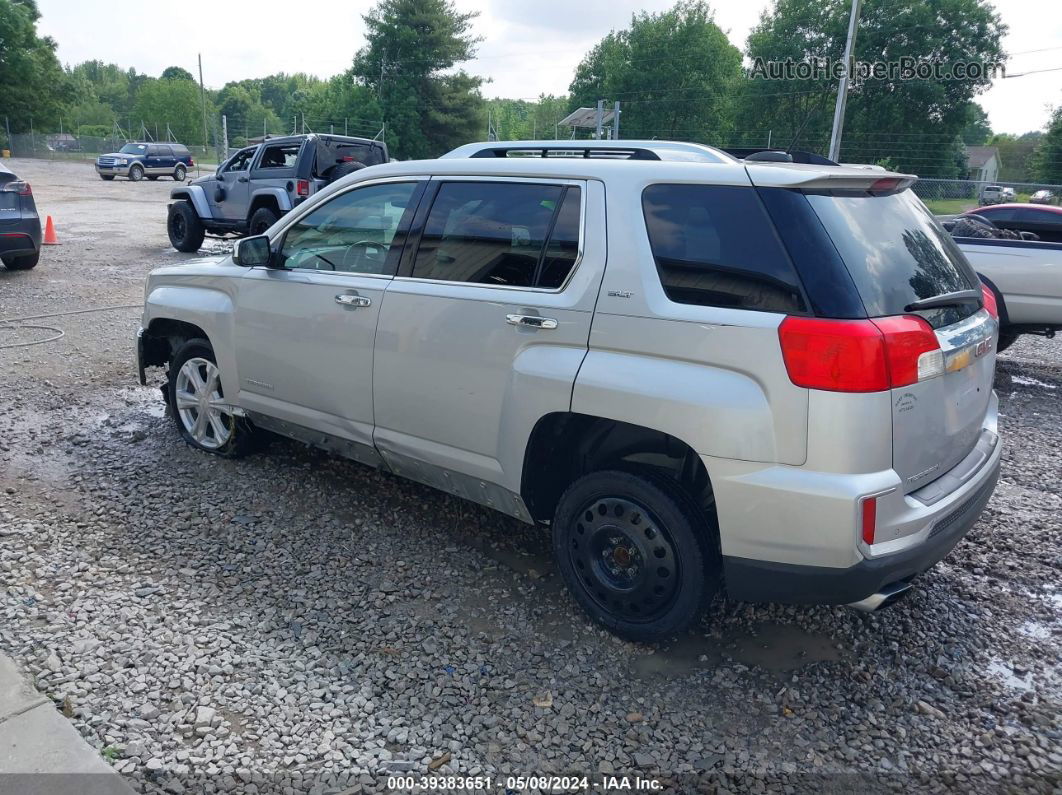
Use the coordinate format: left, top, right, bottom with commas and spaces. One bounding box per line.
167, 201, 206, 253
552, 469, 719, 642
167, 339, 258, 458
1, 250, 40, 270
129, 163, 145, 182
249, 207, 279, 236
324, 160, 367, 184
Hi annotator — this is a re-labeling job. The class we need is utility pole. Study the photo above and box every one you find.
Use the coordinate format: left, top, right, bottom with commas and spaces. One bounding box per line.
198, 54, 209, 161
221, 115, 228, 157
828, 0, 861, 162
595, 100, 604, 140
613, 101, 621, 140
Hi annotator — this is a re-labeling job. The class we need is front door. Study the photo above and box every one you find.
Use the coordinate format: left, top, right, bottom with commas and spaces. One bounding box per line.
212, 147, 256, 221
233, 178, 423, 460
372, 177, 603, 500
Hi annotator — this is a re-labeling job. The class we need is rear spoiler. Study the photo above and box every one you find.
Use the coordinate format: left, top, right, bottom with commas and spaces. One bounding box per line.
721, 148, 840, 166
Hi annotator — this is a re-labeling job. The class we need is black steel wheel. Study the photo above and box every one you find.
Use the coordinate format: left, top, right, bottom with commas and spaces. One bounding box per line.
167, 201, 205, 252
552, 470, 716, 642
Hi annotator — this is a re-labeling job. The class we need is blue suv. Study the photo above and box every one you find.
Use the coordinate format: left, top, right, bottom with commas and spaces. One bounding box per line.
96, 142, 194, 182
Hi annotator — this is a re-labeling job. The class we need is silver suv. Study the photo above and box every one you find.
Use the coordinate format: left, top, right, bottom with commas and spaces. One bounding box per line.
137, 141, 1002, 641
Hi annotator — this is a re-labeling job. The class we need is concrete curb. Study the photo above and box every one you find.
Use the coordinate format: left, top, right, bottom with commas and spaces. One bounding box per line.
0, 653, 133, 795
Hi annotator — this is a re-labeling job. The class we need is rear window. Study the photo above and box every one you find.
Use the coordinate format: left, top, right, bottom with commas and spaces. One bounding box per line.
642, 184, 806, 313
804, 189, 978, 321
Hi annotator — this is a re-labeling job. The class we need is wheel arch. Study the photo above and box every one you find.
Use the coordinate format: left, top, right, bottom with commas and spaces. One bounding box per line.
520, 412, 715, 525
248, 188, 291, 222
170, 185, 211, 219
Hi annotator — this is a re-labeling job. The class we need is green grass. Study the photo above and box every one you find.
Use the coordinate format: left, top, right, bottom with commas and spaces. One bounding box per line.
924, 198, 977, 216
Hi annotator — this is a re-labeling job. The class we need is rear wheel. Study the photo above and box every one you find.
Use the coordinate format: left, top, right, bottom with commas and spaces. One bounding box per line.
324, 160, 367, 184
167, 339, 258, 457
174, 164, 187, 181
129, 163, 144, 182
1, 250, 40, 270
249, 207, 279, 236
552, 470, 717, 642
167, 201, 206, 252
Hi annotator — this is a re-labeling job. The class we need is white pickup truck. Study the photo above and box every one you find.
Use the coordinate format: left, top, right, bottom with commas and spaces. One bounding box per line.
951, 235, 1062, 351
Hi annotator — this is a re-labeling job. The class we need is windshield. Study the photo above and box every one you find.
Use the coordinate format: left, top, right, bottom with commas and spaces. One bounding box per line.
119, 143, 148, 155
804, 189, 978, 325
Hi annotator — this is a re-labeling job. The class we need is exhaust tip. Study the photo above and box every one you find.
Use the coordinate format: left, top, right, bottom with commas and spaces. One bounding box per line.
848, 580, 913, 612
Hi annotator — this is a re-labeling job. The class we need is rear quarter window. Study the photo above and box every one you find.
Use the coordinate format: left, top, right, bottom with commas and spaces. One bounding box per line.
641, 184, 807, 314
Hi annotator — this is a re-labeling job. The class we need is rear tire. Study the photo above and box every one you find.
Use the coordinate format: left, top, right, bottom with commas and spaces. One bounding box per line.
1, 250, 40, 270
167, 201, 206, 252
249, 207, 279, 236
552, 470, 717, 642
324, 160, 367, 184
174, 164, 187, 181
129, 163, 144, 182
997, 330, 1020, 353
167, 339, 258, 458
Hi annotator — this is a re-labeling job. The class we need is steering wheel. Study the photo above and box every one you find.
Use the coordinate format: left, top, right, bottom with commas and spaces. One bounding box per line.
341, 240, 386, 272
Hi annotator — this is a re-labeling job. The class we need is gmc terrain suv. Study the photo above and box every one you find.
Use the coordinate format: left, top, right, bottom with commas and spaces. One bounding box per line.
137, 140, 1001, 641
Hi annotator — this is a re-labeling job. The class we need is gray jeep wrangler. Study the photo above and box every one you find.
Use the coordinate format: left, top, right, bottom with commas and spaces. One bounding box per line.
167, 134, 389, 252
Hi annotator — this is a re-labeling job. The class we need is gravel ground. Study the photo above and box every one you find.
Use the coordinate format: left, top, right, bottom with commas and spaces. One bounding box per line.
1, 158, 1060, 794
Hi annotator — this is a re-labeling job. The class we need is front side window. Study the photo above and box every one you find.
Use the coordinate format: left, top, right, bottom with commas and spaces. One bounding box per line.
412, 181, 581, 288
258, 143, 300, 169
642, 184, 806, 313
224, 149, 255, 173
279, 182, 417, 275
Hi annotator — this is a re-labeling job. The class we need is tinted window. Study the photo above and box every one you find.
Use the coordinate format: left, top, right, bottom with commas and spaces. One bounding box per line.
805, 190, 977, 323
978, 207, 1015, 222
537, 188, 581, 288
412, 182, 571, 288
259, 143, 300, 169
172, 145, 189, 156
280, 182, 416, 274
1017, 208, 1062, 224
642, 184, 806, 313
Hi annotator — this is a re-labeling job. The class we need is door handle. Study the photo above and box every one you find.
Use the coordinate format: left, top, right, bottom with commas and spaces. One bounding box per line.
237, 176, 249, 183
506, 314, 558, 330
335, 293, 372, 308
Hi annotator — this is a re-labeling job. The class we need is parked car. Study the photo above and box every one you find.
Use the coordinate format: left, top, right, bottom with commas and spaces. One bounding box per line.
0, 161, 42, 271
96, 142, 194, 182
946, 215, 1062, 351
964, 203, 1062, 243
166, 134, 389, 253
1029, 189, 1058, 205
979, 185, 1005, 205
1001, 187, 1016, 202
138, 140, 1001, 641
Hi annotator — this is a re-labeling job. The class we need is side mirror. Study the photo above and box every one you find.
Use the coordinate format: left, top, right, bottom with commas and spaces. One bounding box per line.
233, 235, 272, 267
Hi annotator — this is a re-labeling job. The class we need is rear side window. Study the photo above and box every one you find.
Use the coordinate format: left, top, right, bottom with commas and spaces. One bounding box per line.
642, 184, 806, 313
804, 190, 977, 320
258, 143, 300, 169
412, 182, 581, 288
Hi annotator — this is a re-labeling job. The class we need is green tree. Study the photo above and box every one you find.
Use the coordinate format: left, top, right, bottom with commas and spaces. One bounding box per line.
1031, 104, 1062, 184
133, 77, 206, 144
161, 66, 195, 82
0, 0, 73, 131
736, 0, 1005, 176
960, 102, 992, 145
352, 0, 484, 159
569, 1, 742, 141
990, 131, 1043, 182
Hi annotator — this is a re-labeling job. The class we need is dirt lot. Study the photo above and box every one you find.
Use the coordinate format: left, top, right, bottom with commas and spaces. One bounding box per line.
1, 158, 1060, 794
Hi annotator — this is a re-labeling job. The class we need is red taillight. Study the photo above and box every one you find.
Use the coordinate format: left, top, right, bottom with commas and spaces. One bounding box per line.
296, 179, 309, 197
18, 181, 31, 196
188, 158, 195, 166
861, 495, 877, 545
778, 315, 941, 392
1, 180, 31, 195
980, 283, 998, 318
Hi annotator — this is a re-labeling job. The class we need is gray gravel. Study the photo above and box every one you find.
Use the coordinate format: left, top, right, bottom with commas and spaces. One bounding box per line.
1, 159, 1060, 793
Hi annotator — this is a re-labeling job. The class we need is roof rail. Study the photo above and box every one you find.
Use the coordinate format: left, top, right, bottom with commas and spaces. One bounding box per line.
441, 140, 735, 164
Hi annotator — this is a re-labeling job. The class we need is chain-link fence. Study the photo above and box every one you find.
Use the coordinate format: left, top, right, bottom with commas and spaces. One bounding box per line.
4, 132, 223, 168
914, 178, 1062, 214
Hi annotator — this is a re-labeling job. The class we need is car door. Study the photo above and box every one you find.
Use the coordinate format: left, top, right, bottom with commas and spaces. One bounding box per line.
212, 147, 256, 221
1015, 208, 1062, 243
157, 145, 176, 174
372, 177, 605, 513
232, 177, 425, 463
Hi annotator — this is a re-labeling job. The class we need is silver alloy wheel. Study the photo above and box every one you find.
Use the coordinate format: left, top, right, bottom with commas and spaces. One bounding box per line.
174, 357, 232, 449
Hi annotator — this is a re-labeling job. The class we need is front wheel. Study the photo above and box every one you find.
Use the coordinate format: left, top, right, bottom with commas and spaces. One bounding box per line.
552, 470, 718, 642
174, 164, 187, 181
128, 163, 144, 182
167, 339, 258, 457
168, 201, 206, 252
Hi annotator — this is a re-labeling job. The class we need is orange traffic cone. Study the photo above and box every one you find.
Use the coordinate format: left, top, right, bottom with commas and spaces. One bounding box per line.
43, 216, 59, 245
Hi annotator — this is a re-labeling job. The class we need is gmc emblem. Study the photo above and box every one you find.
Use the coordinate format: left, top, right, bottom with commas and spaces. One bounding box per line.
974, 338, 991, 358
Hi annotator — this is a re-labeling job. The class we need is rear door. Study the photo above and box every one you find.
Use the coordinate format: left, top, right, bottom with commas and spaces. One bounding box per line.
372, 177, 602, 499
802, 189, 997, 492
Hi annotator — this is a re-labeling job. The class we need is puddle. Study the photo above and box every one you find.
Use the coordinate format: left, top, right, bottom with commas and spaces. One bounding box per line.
986, 659, 1034, 692
631, 621, 842, 678
1010, 375, 1057, 390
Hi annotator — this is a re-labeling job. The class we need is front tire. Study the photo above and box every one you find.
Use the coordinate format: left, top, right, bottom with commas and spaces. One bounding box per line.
249, 207, 279, 236
129, 163, 145, 182
552, 470, 717, 642
168, 201, 206, 252
1, 250, 40, 270
167, 339, 257, 458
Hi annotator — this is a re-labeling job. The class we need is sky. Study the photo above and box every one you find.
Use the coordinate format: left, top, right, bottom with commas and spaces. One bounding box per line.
36, 0, 1062, 135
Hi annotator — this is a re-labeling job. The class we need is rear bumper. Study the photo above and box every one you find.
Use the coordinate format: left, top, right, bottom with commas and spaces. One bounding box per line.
0, 222, 41, 256
722, 455, 999, 604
